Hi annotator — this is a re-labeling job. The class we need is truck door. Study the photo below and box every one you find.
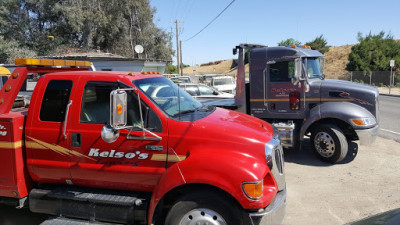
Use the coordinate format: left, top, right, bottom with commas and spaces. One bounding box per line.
265, 60, 306, 118
68, 79, 168, 191
25, 79, 76, 183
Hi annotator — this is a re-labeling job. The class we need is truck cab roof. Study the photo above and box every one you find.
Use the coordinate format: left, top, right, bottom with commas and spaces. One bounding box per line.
251, 46, 324, 61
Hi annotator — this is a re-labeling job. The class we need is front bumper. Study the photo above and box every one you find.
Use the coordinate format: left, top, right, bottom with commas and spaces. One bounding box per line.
356, 125, 379, 145
248, 188, 287, 225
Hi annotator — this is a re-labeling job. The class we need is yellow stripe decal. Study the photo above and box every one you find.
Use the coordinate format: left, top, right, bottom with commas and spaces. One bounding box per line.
27, 136, 95, 161
151, 154, 186, 162
0, 141, 22, 149
25, 141, 47, 149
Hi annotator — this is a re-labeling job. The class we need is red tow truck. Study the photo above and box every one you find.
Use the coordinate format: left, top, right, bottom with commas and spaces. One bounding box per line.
0, 58, 286, 225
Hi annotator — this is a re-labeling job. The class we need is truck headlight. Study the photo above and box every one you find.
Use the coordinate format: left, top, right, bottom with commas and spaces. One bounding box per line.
242, 180, 263, 199
350, 117, 376, 127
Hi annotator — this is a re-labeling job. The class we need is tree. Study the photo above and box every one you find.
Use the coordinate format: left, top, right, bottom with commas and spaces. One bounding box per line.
0, 0, 174, 62
165, 64, 177, 74
305, 34, 329, 54
278, 38, 301, 46
0, 37, 37, 64
347, 31, 400, 71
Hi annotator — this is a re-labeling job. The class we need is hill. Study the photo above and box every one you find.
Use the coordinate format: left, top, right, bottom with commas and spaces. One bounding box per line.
324, 45, 352, 79
182, 45, 354, 80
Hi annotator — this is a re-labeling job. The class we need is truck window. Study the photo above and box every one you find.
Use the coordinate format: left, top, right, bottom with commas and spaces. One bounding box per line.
40, 80, 73, 122
269, 61, 295, 82
184, 85, 200, 96
80, 82, 117, 124
80, 81, 161, 131
199, 85, 215, 95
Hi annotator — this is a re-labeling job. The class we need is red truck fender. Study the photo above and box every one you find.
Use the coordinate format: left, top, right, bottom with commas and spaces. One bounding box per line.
147, 149, 275, 224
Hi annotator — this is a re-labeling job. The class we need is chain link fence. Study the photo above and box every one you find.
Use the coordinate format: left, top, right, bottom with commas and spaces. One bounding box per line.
328, 71, 400, 87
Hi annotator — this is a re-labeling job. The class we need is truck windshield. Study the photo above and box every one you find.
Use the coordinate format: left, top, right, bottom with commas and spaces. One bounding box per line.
213, 77, 234, 86
305, 57, 324, 79
133, 77, 202, 117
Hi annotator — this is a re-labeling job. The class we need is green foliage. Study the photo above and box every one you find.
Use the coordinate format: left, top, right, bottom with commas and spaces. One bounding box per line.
0, 37, 37, 64
278, 38, 301, 46
0, 0, 174, 62
244, 49, 250, 64
305, 34, 329, 54
347, 31, 400, 71
165, 64, 177, 74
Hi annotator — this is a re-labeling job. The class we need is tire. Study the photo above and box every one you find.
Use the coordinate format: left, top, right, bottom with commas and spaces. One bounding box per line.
164, 191, 245, 225
310, 123, 348, 163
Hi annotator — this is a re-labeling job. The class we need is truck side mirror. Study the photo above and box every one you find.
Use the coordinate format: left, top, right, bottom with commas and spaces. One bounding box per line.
101, 124, 120, 143
292, 58, 302, 85
110, 89, 128, 129
101, 89, 127, 143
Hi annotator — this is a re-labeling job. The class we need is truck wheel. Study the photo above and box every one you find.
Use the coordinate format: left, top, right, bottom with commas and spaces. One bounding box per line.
311, 124, 348, 163
164, 191, 244, 225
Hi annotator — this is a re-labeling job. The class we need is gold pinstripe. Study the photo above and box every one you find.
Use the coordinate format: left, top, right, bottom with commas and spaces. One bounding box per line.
151, 153, 186, 162
0, 141, 22, 149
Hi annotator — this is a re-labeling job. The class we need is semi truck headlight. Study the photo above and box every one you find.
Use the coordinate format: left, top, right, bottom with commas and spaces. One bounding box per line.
350, 117, 376, 126
242, 180, 263, 199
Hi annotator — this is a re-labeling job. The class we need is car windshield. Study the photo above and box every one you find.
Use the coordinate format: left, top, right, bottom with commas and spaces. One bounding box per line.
134, 77, 202, 117
305, 57, 324, 79
213, 77, 233, 85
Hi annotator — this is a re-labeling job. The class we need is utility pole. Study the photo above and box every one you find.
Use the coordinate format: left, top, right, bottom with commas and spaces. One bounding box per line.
170, 20, 183, 75
180, 40, 183, 75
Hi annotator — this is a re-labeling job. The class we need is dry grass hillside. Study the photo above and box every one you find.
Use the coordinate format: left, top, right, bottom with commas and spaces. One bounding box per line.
182, 45, 354, 80
182, 59, 234, 75
324, 45, 352, 79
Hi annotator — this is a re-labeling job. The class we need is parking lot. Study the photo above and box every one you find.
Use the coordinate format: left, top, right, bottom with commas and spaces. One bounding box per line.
1, 136, 398, 225
282, 136, 400, 225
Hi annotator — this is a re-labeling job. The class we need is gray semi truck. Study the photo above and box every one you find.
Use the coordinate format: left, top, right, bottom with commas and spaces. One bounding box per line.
233, 44, 379, 163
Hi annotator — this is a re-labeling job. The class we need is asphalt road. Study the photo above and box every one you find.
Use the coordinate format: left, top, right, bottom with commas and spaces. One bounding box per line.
378, 95, 400, 142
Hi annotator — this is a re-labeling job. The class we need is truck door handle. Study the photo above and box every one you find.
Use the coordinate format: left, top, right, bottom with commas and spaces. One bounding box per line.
71, 133, 81, 147
63, 100, 72, 139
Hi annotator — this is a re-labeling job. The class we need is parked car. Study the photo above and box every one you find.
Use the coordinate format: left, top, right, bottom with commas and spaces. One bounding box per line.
178, 83, 234, 99
198, 74, 217, 85
170, 75, 192, 83
210, 75, 236, 94
178, 83, 236, 109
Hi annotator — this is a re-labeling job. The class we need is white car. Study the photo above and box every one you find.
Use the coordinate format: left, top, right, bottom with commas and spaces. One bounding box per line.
178, 83, 234, 99
171, 76, 192, 84
210, 76, 236, 94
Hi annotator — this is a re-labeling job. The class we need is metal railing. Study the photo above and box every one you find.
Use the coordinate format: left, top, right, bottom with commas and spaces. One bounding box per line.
328, 71, 400, 87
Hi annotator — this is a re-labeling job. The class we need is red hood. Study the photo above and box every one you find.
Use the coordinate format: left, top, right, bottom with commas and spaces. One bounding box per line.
168, 107, 274, 162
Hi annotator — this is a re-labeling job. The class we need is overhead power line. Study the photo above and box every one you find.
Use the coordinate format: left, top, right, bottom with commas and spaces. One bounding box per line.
184, 0, 236, 42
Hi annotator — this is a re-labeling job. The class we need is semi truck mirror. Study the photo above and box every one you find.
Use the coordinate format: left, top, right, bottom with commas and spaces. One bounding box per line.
110, 89, 128, 129
291, 77, 299, 85
292, 58, 302, 85
101, 124, 120, 143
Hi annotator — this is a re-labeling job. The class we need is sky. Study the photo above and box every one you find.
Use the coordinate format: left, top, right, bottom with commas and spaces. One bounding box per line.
150, 0, 400, 66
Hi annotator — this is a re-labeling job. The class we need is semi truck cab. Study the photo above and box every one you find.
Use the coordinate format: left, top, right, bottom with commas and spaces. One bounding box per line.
234, 44, 379, 163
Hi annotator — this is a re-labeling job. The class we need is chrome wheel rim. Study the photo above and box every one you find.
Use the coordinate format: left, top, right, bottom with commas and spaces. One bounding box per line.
314, 132, 335, 158
179, 208, 227, 225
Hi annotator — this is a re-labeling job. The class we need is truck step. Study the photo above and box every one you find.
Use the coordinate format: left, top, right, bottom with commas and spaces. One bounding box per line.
30, 186, 148, 225
41, 217, 122, 225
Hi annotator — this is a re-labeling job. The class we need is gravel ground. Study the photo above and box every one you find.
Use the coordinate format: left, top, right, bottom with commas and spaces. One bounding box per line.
282, 136, 400, 225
